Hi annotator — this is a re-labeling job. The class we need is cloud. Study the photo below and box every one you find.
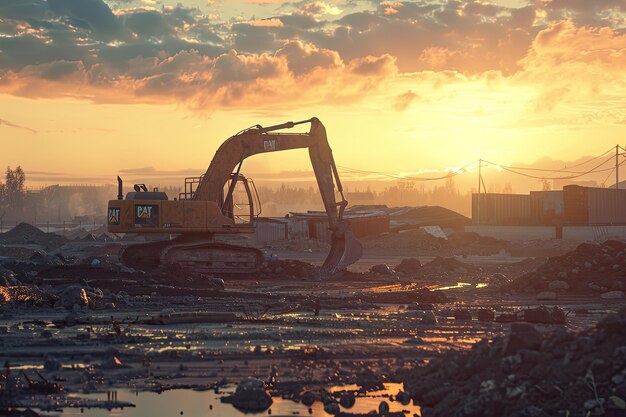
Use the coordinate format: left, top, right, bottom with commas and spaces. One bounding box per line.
0, 117, 37, 133
0, 0, 624, 114
516, 20, 626, 112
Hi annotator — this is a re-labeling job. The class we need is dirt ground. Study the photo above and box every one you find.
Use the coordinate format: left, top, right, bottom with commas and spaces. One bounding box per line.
1, 226, 625, 416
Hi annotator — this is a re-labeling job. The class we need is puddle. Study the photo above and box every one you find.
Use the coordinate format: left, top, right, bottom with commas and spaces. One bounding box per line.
435, 282, 488, 291
60, 383, 420, 416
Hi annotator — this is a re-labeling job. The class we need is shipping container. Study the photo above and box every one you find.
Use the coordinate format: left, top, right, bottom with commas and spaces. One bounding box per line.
472, 193, 531, 225
587, 187, 626, 225
563, 185, 589, 225
530, 190, 564, 225
563, 185, 626, 225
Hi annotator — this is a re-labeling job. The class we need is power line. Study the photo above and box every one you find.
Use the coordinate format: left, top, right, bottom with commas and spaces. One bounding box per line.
338, 160, 478, 182
337, 146, 623, 183
482, 155, 615, 181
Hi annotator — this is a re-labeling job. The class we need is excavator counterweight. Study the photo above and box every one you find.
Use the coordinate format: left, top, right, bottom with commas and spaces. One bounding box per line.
107, 118, 363, 277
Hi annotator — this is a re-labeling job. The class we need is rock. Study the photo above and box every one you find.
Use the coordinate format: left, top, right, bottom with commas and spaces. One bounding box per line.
395, 258, 422, 275
371, 263, 394, 275
231, 377, 273, 411
477, 308, 495, 322
378, 401, 390, 415
502, 323, 543, 355
324, 403, 340, 414
600, 290, 624, 299
300, 391, 315, 406
421, 311, 438, 325
59, 285, 89, 310
548, 280, 570, 291
536, 291, 557, 301
339, 392, 355, 408
524, 306, 552, 324
211, 277, 225, 291
396, 390, 411, 405
454, 309, 472, 321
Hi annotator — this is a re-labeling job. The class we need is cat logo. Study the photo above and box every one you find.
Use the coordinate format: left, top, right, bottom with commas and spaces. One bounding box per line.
263, 139, 276, 151
108, 208, 120, 225
137, 205, 152, 219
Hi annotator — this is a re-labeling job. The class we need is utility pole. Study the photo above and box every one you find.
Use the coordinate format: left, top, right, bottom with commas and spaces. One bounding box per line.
617, 144, 620, 190
477, 159, 482, 225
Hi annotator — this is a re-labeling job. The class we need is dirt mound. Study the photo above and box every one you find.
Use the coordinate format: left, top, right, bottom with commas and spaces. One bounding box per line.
363, 229, 507, 256
0, 223, 67, 250
400, 308, 626, 417
423, 256, 477, 272
510, 240, 626, 293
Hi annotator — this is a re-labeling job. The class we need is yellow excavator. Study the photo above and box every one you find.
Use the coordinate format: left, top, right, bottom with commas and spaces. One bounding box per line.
107, 117, 363, 276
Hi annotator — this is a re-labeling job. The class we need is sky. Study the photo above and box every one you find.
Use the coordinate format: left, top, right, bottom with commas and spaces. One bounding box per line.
0, 0, 625, 191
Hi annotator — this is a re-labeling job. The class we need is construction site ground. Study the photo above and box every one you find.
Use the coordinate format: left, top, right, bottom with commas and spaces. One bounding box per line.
1, 225, 626, 416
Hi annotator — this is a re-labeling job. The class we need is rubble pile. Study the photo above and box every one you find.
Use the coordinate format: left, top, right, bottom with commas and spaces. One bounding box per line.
400, 308, 626, 417
0, 223, 67, 250
363, 229, 507, 256
510, 240, 626, 294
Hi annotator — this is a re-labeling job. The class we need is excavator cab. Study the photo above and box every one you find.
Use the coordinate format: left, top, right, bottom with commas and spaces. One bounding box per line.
179, 173, 261, 224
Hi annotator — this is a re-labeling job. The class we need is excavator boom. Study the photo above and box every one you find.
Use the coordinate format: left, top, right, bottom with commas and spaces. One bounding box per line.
193, 117, 362, 275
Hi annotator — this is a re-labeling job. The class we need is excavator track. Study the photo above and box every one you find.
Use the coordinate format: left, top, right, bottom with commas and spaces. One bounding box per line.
121, 236, 264, 274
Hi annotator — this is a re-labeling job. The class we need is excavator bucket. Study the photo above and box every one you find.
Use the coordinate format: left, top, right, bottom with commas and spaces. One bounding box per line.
320, 220, 363, 277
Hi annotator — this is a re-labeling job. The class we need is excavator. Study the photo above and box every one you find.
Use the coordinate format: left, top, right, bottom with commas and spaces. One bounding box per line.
106, 117, 363, 277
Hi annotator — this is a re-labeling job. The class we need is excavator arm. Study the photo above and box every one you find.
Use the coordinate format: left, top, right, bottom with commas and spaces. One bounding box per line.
193, 117, 363, 275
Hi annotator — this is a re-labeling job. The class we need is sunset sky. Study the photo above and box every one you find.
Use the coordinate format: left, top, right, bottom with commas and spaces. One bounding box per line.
0, 0, 625, 191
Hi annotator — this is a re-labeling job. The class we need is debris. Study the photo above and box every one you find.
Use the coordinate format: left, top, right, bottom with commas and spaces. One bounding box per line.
370, 264, 394, 275
511, 240, 626, 294
0, 223, 67, 250
401, 307, 626, 417
226, 377, 273, 411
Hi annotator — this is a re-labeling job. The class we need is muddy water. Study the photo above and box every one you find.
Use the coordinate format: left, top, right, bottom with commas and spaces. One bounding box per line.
62, 383, 421, 417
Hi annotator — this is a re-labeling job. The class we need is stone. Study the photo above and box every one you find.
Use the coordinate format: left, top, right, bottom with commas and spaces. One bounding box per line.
477, 308, 495, 322
339, 392, 355, 408
324, 403, 340, 414
300, 391, 315, 406
371, 264, 394, 275
421, 311, 438, 325
59, 285, 89, 310
454, 309, 472, 321
232, 377, 273, 411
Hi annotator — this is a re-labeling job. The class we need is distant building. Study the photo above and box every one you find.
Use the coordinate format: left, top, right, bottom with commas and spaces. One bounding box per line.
473, 186, 626, 226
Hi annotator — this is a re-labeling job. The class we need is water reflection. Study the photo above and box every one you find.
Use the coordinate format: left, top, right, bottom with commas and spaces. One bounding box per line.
64, 383, 420, 416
